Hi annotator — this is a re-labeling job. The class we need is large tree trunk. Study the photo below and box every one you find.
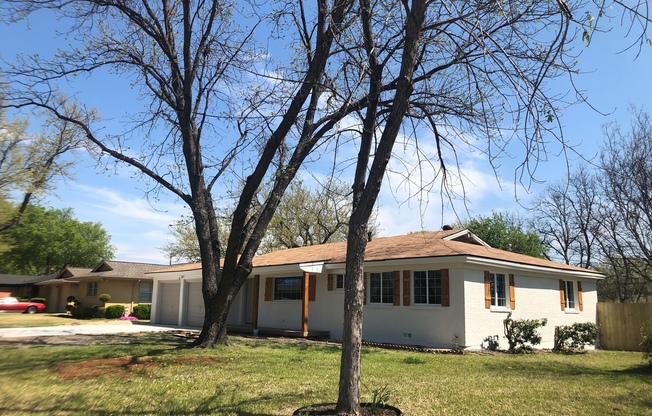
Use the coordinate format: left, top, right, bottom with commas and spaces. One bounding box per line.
336, 220, 369, 415
336, 2, 427, 413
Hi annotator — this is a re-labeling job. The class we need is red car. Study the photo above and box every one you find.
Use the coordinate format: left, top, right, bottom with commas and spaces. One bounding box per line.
0, 297, 46, 314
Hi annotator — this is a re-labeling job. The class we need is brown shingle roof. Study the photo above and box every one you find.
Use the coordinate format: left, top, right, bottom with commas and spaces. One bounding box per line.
149, 229, 602, 276
71, 261, 168, 280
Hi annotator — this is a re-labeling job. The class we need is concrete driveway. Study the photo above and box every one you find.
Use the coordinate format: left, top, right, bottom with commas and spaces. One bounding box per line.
0, 323, 193, 338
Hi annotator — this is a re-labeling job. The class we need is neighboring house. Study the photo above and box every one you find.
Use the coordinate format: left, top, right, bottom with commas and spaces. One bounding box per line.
40, 261, 167, 314
0, 273, 58, 299
149, 229, 603, 349
37, 267, 91, 313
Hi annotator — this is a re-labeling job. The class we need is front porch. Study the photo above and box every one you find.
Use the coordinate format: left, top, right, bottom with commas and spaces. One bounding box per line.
227, 324, 330, 340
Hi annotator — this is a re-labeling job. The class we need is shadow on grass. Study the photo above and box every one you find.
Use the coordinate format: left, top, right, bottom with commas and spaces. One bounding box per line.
0, 389, 302, 416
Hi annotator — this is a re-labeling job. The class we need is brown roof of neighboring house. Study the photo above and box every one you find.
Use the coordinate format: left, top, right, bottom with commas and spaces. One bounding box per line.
58, 267, 94, 279
0, 273, 59, 285
68, 260, 168, 281
149, 229, 602, 276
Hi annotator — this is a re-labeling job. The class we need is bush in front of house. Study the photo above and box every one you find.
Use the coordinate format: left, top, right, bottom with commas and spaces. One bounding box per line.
503, 312, 547, 353
95, 306, 106, 318
98, 294, 111, 304
132, 304, 151, 320
553, 322, 600, 352
71, 305, 97, 319
105, 305, 126, 319
29, 297, 46, 304
642, 319, 652, 366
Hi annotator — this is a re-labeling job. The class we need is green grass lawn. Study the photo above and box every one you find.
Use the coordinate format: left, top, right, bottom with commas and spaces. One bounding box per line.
0, 313, 134, 328
0, 333, 650, 415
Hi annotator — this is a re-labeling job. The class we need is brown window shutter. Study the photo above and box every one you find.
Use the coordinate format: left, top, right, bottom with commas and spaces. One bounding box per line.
393, 271, 401, 306
577, 281, 583, 311
484, 271, 491, 309
509, 274, 515, 310
309, 275, 316, 301
327, 274, 333, 291
559, 279, 566, 311
441, 269, 450, 307
265, 277, 273, 302
363, 273, 367, 305
402, 270, 411, 306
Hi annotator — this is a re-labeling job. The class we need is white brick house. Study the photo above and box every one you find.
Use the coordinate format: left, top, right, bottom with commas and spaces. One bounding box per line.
149, 229, 602, 349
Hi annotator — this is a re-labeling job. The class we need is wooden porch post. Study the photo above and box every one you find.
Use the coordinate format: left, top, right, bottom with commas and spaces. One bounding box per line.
252, 275, 260, 336
302, 271, 309, 337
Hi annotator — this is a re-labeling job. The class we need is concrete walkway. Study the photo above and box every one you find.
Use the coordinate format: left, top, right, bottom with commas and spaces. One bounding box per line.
0, 323, 194, 338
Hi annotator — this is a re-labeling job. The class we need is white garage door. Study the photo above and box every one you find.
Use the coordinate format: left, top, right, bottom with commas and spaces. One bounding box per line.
158, 282, 181, 325
185, 281, 204, 327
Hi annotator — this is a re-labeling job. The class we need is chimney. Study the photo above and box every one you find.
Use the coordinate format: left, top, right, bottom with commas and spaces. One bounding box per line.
367, 231, 372, 242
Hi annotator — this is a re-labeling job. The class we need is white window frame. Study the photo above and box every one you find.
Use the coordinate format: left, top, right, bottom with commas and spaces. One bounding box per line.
564, 280, 576, 310
369, 272, 393, 304
413, 270, 442, 305
335, 274, 344, 290
489, 273, 507, 309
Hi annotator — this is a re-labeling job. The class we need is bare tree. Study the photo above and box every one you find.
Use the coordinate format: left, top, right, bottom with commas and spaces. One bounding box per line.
597, 109, 652, 284
531, 165, 601, 268
1, 0, 360, 348
329, 1, 650, 413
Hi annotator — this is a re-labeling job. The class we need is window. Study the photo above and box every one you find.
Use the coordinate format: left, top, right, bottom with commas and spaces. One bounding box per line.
139, 281, 153, 303
414, 270, 442, 305
336, 274, 344, 290
489, 273, 506, 307
87, 281, 98, 296
370, 272, 393, 304
565, 281, 575, 309
274, 277, 303, 300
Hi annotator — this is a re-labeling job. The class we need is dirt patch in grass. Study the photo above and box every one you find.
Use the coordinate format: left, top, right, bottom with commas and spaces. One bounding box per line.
55, 356, 158, 380
54, 354, 222, 380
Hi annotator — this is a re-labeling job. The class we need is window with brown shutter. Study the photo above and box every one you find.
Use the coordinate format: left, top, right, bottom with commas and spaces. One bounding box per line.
402, 270, 411, 306
441, 269, 450, 307
559, 279, 566, 311
264, 277, 273, 301
327, 274, 333, 291
509, 274, 515, 310
577, 281, 583, 311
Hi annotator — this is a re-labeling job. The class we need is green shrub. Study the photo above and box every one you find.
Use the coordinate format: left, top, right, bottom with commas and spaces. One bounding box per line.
105, 305, 125, 319
98, 293, 111, 303
95, 306, 106, 318
553, 322, 600, 352
29, 297, 46, 304
71, 305, 97, 319
503, 312, 547, 352
132, 304, 151, 320
642, 319, 652, 366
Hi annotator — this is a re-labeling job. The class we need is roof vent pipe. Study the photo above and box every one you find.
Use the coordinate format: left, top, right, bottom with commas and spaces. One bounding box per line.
367, 232, 372, 242
442, 225, 453, 231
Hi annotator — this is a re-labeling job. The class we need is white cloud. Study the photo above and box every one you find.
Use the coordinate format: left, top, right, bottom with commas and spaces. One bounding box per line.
45, 180, 189, 265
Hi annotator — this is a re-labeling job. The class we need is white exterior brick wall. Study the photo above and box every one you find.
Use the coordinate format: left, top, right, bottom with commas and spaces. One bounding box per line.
151, 260, 600, 350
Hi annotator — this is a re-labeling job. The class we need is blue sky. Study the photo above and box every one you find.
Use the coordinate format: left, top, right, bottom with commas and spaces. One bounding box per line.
1, 8, 651, 265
